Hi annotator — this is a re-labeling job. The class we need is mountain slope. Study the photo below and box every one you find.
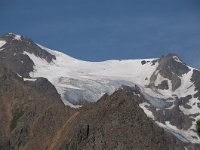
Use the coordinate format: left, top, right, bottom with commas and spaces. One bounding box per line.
0, 33, 200, 146
0, 65, 75, 150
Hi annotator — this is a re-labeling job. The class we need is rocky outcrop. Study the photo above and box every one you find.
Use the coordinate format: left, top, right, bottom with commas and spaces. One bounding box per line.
191, 69, 200, 100
149, 54, 190, 91
25, 77, 61, 100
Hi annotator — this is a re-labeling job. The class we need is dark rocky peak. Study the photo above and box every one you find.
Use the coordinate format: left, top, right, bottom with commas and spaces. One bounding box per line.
149, 54, 191, 91
1, 33, 24, 40
0, 33, 56, 63
158, 53, 190, 77
0, 33, 56, 77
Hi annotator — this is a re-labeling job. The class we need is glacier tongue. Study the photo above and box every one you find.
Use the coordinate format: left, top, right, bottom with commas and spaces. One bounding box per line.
55, 77, 136, 104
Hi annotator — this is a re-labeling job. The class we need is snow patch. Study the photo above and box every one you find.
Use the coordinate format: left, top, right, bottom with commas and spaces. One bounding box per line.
23, 78, 37, 82
17, 74, 22, 78
13, 34, 22, 41
173, 56, 182, 63
139, 102, 155, 120
0, 40, 6, 50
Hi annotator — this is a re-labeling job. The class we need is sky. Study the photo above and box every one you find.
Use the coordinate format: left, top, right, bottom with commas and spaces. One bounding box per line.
1, 0, 200, 68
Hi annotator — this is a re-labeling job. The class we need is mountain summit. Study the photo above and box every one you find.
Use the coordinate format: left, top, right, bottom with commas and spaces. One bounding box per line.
0, 33, 200, 149
0, 33, 55, 77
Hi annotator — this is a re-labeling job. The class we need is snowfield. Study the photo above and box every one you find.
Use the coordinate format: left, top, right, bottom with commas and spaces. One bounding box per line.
24, 44, 158, 105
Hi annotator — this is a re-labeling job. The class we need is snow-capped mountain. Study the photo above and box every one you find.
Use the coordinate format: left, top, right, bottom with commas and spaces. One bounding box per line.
0, 33, 200, 145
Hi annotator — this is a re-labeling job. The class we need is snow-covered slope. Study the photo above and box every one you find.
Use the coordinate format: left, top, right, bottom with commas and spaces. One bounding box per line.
24, 44, 158, 106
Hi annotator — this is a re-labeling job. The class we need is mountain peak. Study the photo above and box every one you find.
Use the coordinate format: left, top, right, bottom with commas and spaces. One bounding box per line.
158, 53, 189, 76
160, 53, 182, 63
148, 53, 191, 92
1, 33, 23, 41
0, 33, 56, 77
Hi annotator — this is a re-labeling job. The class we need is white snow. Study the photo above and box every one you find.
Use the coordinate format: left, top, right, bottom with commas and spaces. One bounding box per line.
139, 102, 155, 120
153, 73, 173, 97
13, 34, 22, 41
24, 45, 159, 106
6, 33, 22, 41
17, 73, 22, 78
0, 40, 6, 51
174, 68, 195, 97
173, 56, 182, 63
23, 78, 37, 82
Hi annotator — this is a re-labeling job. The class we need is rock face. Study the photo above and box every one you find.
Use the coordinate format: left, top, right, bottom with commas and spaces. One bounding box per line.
25, 77, 61, 100
149, 54, 190, 91
0, 65, 74, 150
0, 33, 55, 77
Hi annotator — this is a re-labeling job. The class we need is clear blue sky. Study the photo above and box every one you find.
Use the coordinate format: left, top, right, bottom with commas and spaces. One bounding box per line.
1, 0, 200, 68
